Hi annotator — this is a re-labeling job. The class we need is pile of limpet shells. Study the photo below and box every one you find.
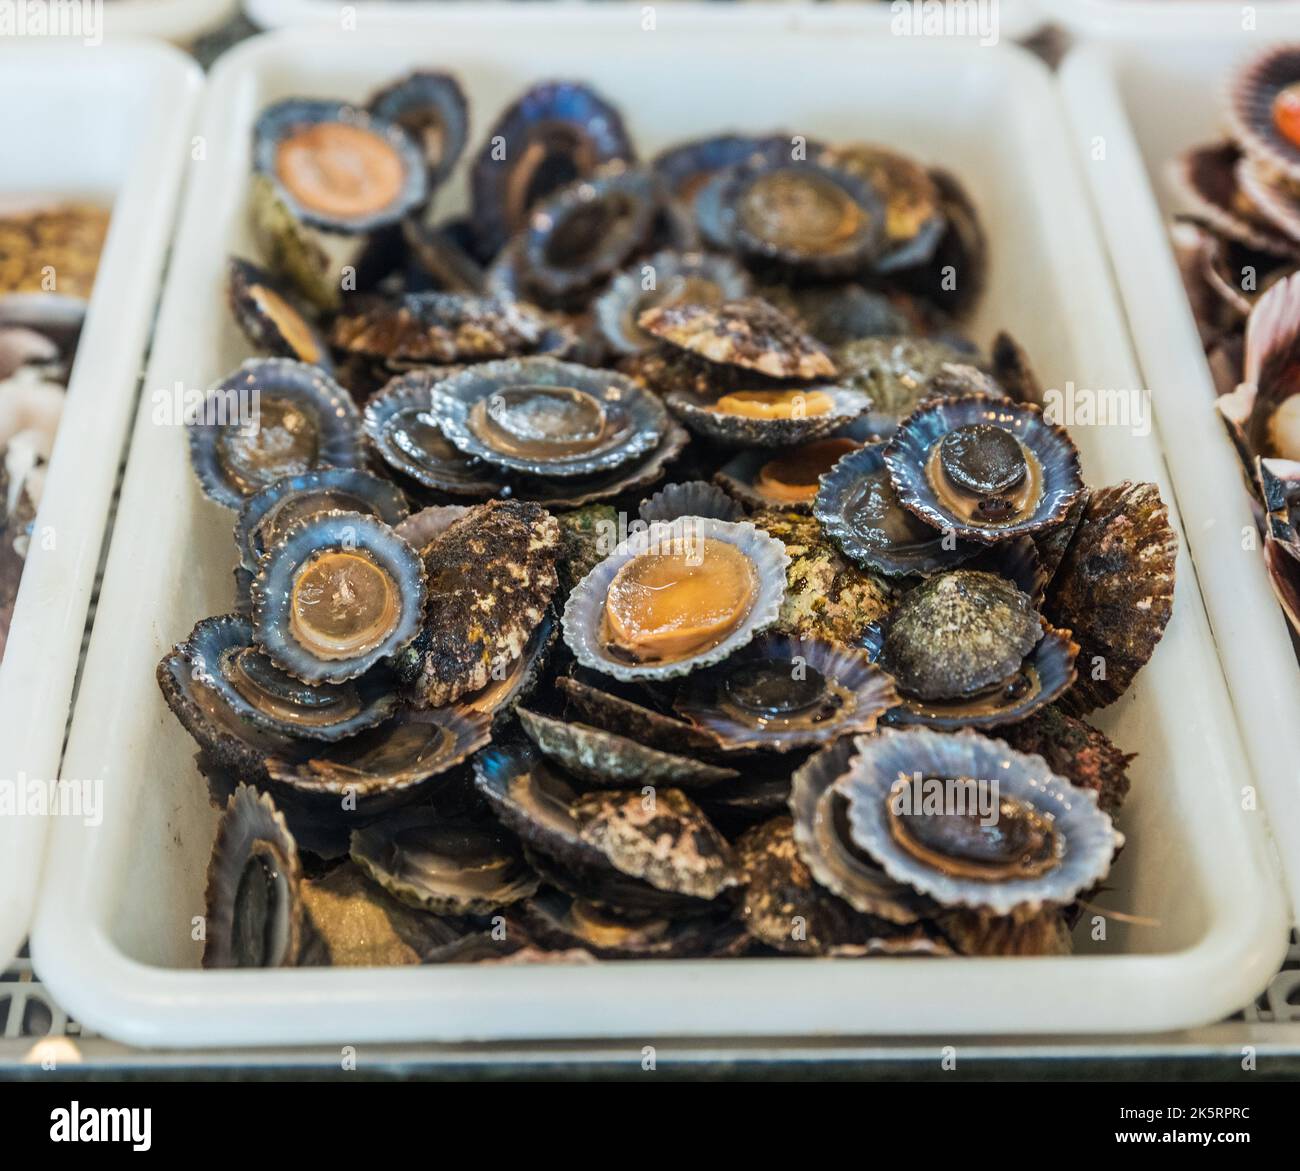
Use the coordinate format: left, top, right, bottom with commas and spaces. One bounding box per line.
1172, 45, 1300, 640
161, 70, 1179, 968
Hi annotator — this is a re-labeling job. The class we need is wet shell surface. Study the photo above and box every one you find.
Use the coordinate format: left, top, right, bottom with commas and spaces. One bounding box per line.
665, 383, 871, 449
235, 467, 409, 571
884, 394, 1083, 543
639, 480, 746, 525
350, 809, 539, 915
594, 249, 751, 355
252, 98, 428, 235
227, 256, 332, 370
815, 442, 981, 576
672, 633, 899, 752
838, 728, 1121, 919
203, 784, 308, 968
188, 359, 366, 509
787, 739, 937, 924
1042, 481, 1176, 714
251, 510, 427, 685
429, 356, 669, 478
398, 500, 561, 706
162, 613, 398, 743
516, 707, 739, 788
834, 335, 982, 438
562, 515, 789, 681
367, 70, 469, 190
1228, 46, 1300, 186
571, 788, 739, 901
638, 297, 837, 381
555, 672, 725, 757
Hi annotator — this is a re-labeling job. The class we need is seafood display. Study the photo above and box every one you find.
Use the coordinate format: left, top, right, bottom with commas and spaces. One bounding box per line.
162, 70, 1179, 971
0, 200, 109, 658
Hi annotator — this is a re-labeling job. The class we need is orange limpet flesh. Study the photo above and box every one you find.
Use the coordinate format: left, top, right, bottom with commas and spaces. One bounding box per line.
708, 389, 834, 420
757, 437, 860, 503
251, 284, 320, 363
291, 550, 399, 660
275, 122, 407, 220
603, 537, 758, 663
1274, 83, 1300, 149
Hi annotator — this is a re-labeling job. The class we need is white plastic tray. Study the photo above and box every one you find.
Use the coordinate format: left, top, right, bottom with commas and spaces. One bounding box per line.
15, 0, 237, 43
1039, 0, 1300, 39
0, 41, 201, 972
1060, 42, 1300, 927
33, 21, 1287, 1049
245, 0, 1042, 43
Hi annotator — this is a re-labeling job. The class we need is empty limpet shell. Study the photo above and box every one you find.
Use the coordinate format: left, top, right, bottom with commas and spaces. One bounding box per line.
837, 727, 1121, 920
187, 359, 366, 510
672, 633, 899, 752
429, 356, 670, 479
350, 810, 539, 916
562, 515, 789, 681
516, 707, 739, 789
251, 510, 427, 684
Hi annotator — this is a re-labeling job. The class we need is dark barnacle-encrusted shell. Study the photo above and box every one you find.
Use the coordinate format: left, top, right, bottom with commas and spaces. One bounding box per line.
329, 293, 559, 368
251, 510, 427, 684
885, 394, 1083, 542
1001, 704, 1135, 817
571, 788, 739, 901
235, 467, 409, 572
638, 296, 837, 381
227, 257, 332, 371
429, 356, 669, 478
1228, 46, 1300, 186
863, 571, 1078, 729
822, 142, 946, 274
161, 614, 398, 743
672, 633, 898, 752
834, 335, 986, 438
350, 809, 538, 915
1042, 481, 1177, 714
562, 515, 789, 682
555, 672, 725, 757
473, 743, 735, 911
594, 249, 751, 355
704, 158, 886, 278
788, 739, 938, 923
639, 480, 745, 525
837, 727, 1120, 918
398, 500, 561, 706
516, 707, 739, 788
187, 358, 365, 509
518, 166, 660, 302
815, 442, 981, 576
879, 570, 1041, 701
735, 815, 948, 956
470, 80, 635, 255
204, 784, 310, 968
367, 70, 469, 190
256, 99, 428, 233
515, 889, 745, 959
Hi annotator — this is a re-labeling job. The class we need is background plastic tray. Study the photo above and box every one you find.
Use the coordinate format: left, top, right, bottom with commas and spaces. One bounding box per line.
0, 41, 201, 973
244, 0, 1042, 42
1060, 40, 1300, 927
32, 20, 1288, 1048
18, 0, 237, 42
1038, 0, 1300, 39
